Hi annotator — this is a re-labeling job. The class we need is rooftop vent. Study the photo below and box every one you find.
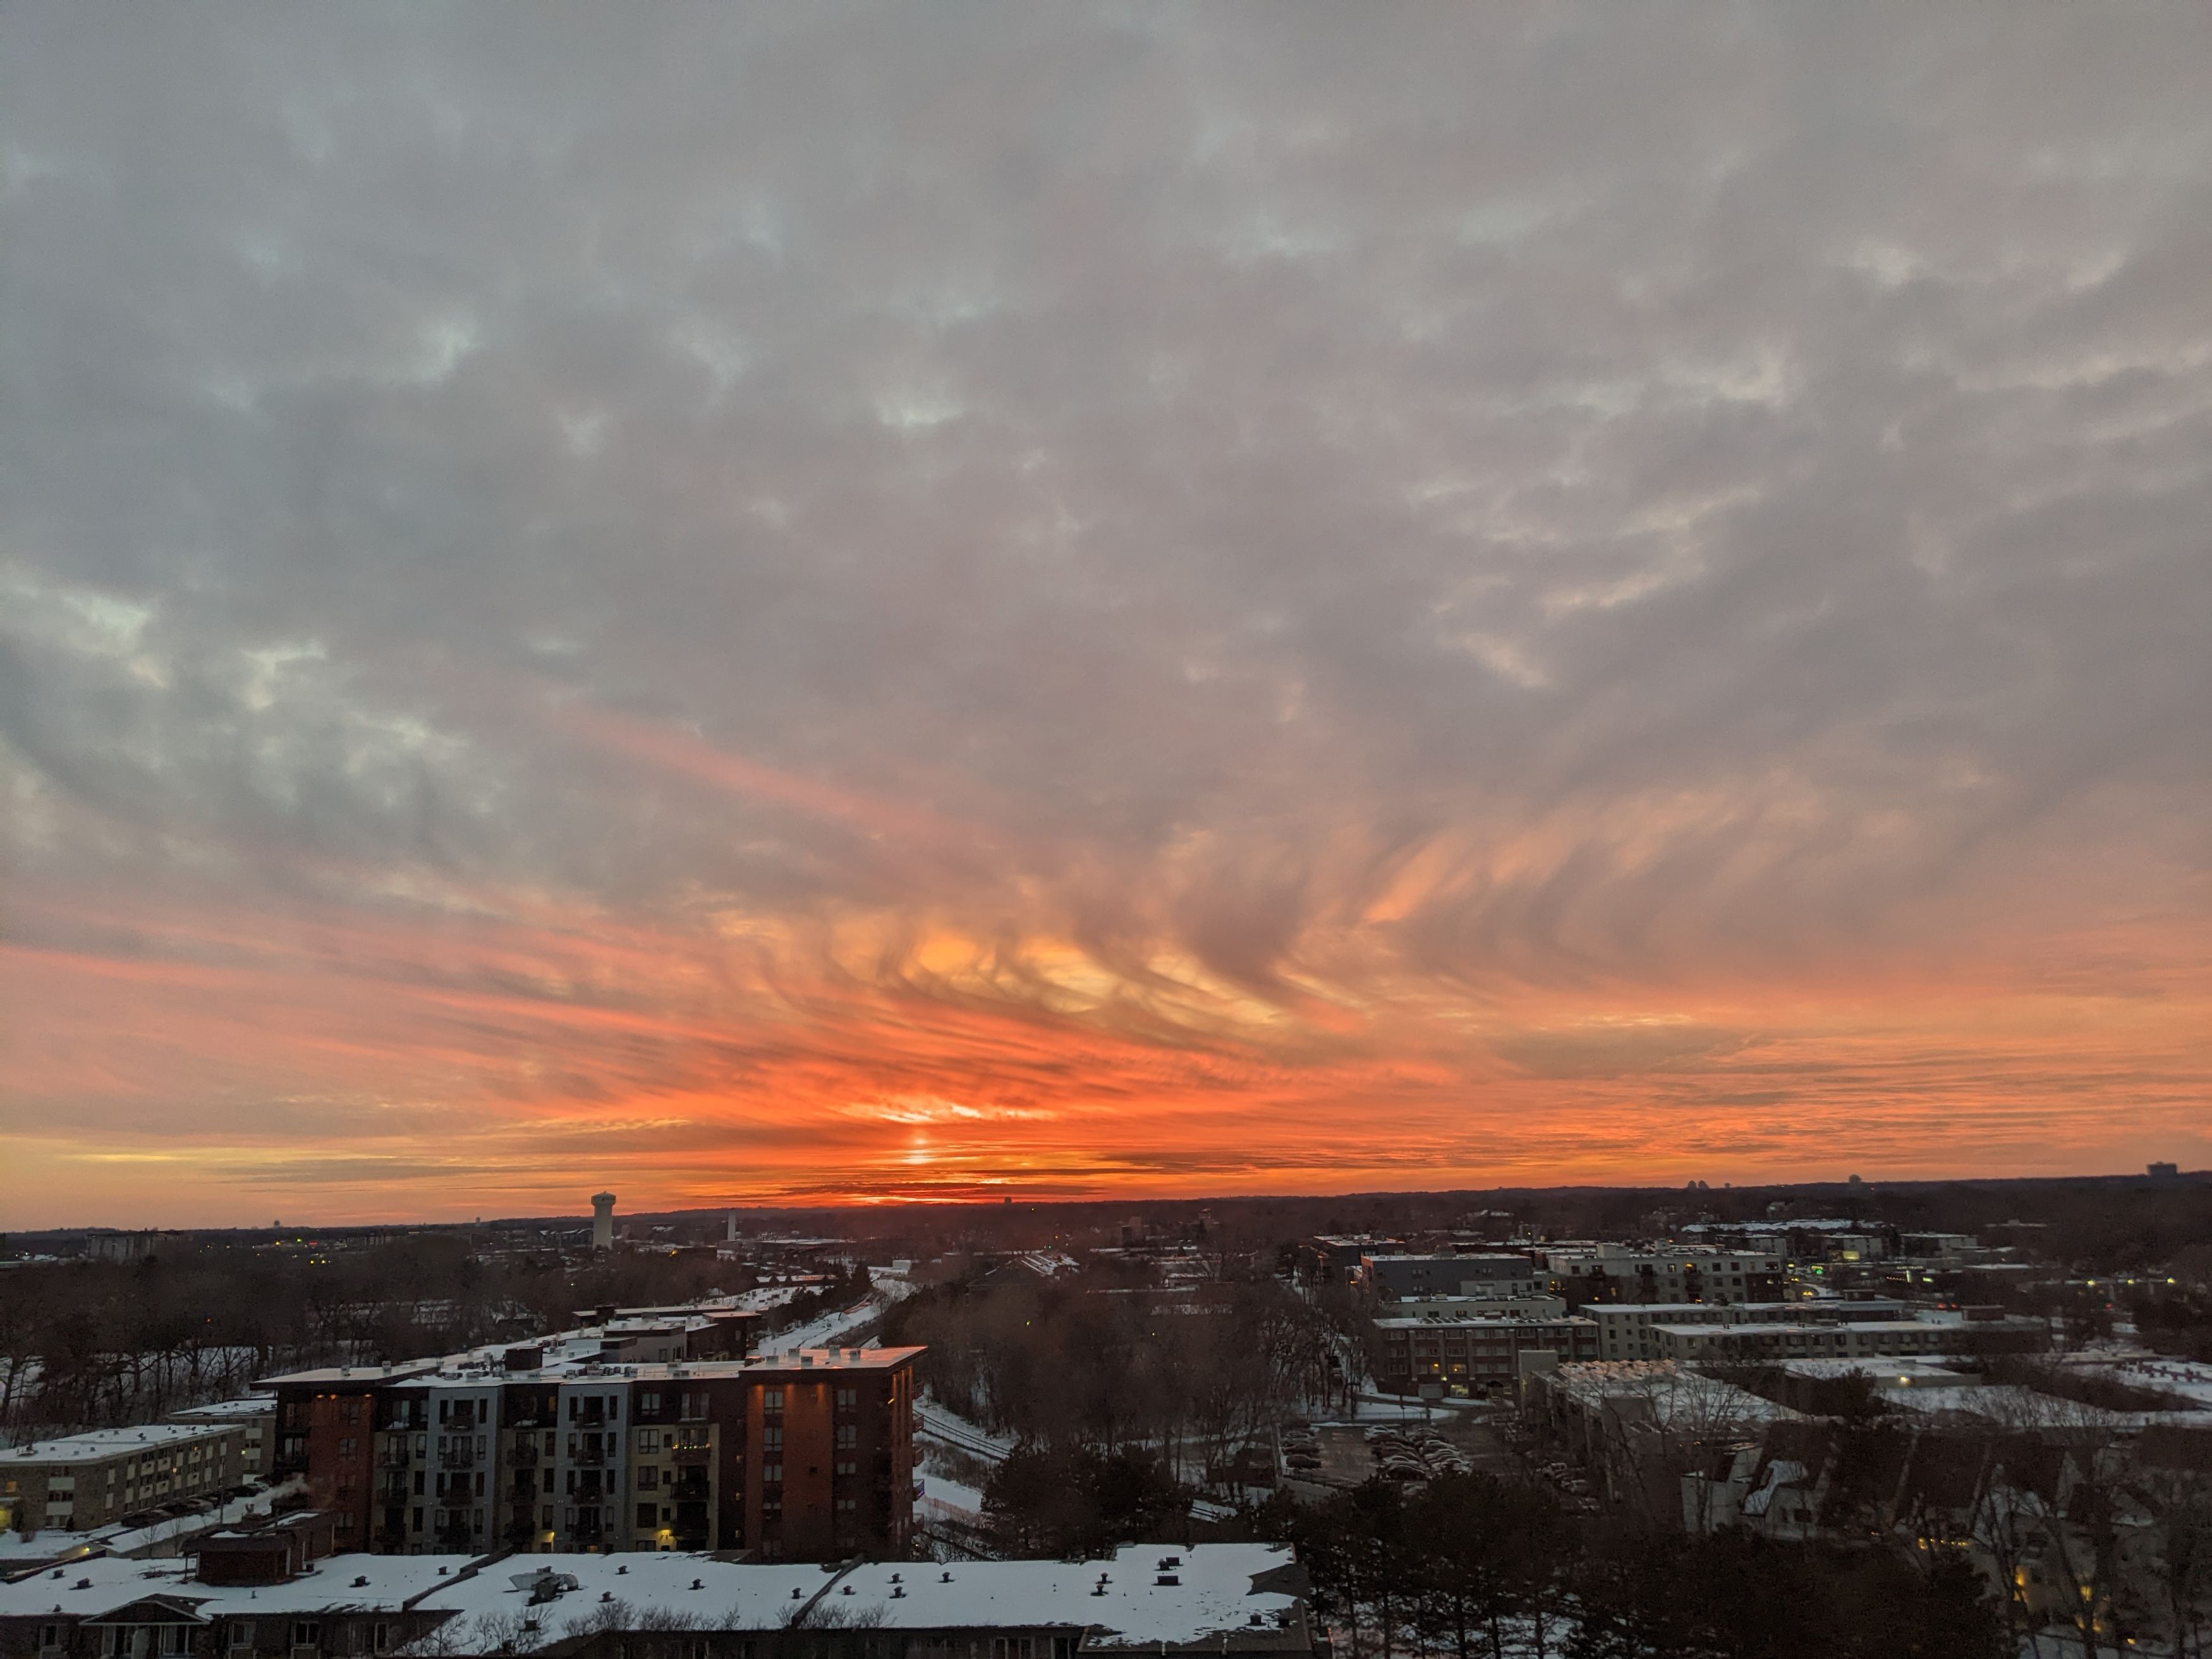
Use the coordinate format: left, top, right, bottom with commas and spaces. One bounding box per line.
1156, 1574, 1179, 1588
840, 1586, 854, 1596
75, 1579, 92, 1590
940, 1571, 953, 1584
891, 1587, 905, 1600
691, 1579, 703, 1591
616, 1565, 628, 1576
791, 1589, 803, 1601
1249, 1615, 1264, 1627
353, 1577, 369, 1589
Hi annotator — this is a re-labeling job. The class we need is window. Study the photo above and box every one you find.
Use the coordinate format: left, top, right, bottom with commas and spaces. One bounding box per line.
639, 1429, 660, 1452
292, 1625, 319, 1650
40, 1625, 64, 1653
762, 1426, 782, 1450
638, 1466, 658, 1490
835, 1425, 856, 1449
371, 1627, 391, 1654
835, 1461, 856, 1477
637, 1502, 658, 1528
640, 1392, 661, 1414
762, 1464, 782, 1484
834, 1387, 856, 1408
762, 1389, 783, 1413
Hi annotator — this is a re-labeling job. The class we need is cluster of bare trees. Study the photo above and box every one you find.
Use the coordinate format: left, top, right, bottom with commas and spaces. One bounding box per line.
882, 1265, 1370, 1490
1294, 1473, 2007, 1659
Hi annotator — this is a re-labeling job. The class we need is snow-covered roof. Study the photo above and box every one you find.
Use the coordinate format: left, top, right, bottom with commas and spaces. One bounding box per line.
1544, 1362, 1799, 1425
4, 1425, 241, 1466
0, 1553, 478, 1619
163, 1399, 277, 1423
415, 1544, 1300, 1643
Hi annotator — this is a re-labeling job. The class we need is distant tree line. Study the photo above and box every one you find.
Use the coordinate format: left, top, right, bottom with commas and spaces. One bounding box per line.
0, 1237, 765, 1440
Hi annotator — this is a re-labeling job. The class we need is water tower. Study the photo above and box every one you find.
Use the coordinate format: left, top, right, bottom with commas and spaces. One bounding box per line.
591, 1191, 617, 1251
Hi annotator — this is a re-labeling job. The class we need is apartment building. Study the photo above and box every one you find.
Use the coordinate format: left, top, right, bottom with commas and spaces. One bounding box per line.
1361, 1253, 1540, 1301
163, 1398, 279, 1479
1589, 1299, 1909, 1361
1650, 1321, 1964, 1364
0, 1424, 249, 1538
1543, 1247, 1786, 1307
1374, 1311, 1601, 1395
262, 1343, 921, 1563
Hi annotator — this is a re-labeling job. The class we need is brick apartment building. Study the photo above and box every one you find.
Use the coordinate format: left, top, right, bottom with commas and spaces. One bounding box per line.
262, 1341, 920, 1562
1374, 1312, 1601, 1395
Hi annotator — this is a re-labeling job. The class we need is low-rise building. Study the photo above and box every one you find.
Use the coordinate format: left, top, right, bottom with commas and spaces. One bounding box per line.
1543, 1248, 1786, 1308
1375, 1311, 1600, 1395
1589, 1299, 1910, 1361
0, 1425, 249, 1539
1361, 1253, 1540, 1301
162, 1401, 279, 1480
0, 1543, 1318, 1659
1650, 1320, 1962, 1364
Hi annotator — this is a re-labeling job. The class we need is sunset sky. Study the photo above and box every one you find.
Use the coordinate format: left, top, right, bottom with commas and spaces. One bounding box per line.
3, 7, 2208, 1229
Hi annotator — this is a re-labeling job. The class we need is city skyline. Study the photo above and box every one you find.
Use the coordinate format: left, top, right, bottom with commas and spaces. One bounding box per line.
3, 6, 2209, 1229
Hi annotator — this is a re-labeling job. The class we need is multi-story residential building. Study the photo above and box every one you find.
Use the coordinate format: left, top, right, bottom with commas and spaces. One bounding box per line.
1374, 1311, 1601, 1395
163, 1397, 279, 1479
1589, 1299, 1909, 1361
1650, 1320, 1970, 1364
1361, 1253, 1540, 1301
0, 1424, 249, 1538
263, 1340, 921, 1563
1298, 1234, 1404, 1285
267, 1363, 441, 1551
1543, 1247, 1786, 1307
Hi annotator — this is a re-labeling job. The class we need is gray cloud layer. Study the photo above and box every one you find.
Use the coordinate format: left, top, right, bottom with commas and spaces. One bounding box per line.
3, 5, 2208, 1201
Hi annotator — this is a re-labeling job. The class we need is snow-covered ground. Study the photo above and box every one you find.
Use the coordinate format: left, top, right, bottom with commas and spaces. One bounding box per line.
0, 1485, 295, 1568
762, 1292, 887, 1354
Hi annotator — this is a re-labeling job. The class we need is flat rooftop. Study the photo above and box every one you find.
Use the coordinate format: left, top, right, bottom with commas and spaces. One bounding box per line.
6, 1424, 242, 1465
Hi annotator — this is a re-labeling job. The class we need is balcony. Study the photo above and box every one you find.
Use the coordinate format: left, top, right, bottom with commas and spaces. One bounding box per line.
672, 1445, 712, 1468
376, 1449, 411, 1471
507, 1442, 539, 1468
